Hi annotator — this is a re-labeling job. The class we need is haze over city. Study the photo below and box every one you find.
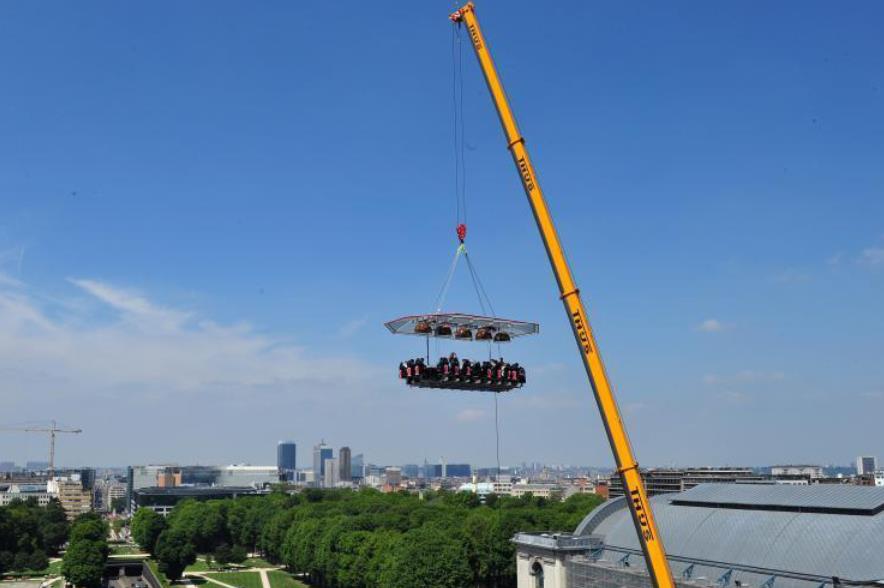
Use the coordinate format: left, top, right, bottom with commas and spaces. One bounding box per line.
3, 0, 883, 470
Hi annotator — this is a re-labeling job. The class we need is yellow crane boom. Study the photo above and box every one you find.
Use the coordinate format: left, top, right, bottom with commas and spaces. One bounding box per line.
449, 4, 675, 587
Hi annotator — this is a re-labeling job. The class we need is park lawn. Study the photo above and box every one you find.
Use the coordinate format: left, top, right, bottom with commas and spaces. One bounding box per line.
1, 559, 64, 578
266, 571, 307, 588
110, 544, 145, 555
204, 572, 263, 588
243, 558, 274, 569
185, 559, 216, 573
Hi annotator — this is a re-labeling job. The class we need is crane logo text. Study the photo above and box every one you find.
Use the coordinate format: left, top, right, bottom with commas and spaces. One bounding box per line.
517, 157, 535, 192
630, 489, 655, 542
468, 24, 483, 50
571, 309, 593, 354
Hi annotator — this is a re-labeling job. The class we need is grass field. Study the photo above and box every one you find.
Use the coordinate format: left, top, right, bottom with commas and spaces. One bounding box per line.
242, 558, 274, 569
266, 571, 307, 588
185, 559, 215, 573
203, 572, 263, 588
0, 559, 64, 579
109, 544, 145, 556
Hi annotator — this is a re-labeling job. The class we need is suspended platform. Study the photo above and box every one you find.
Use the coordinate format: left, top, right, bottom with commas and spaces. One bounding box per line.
388, 312, 536, 393
409, 378, 521, 393
385, 312, 539, 342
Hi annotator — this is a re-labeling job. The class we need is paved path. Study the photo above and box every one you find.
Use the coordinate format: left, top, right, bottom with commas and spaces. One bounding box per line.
188, 575, 238, 588
258, 570, 270, 588
185, 568, 281, 588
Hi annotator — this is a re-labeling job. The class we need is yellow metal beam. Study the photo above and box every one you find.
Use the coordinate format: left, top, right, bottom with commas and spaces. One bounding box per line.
449, 4, 675, 587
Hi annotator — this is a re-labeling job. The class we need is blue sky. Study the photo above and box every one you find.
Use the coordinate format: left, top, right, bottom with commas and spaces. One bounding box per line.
1, 1, 882, 470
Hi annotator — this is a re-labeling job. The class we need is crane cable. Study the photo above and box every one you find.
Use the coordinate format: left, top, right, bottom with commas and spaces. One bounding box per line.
452, 20, 467, 229
432, 14, 504, 482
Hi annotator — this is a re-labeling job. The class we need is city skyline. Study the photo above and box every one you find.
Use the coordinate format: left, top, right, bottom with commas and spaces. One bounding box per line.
2, 1, 883, 467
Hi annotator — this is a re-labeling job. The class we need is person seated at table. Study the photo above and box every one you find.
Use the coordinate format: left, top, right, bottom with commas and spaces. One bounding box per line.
437, 356, 450, 381
461, 359, 472, 380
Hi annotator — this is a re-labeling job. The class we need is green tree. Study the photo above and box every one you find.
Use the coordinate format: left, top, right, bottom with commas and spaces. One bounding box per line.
379, 524, 472, 588
27, 550, 48, 573
62, 540, 107, 588
63, 515, 108, 588
334, 531, 374, 588
131, 508, 166, 555
228, 545, 247, 564
40, 500, 70, 555
155, 528, 196, 582
69, 514, 107, 543
0, 551, 13, 574
13, 551, 30, 572
214, 544, 232, 567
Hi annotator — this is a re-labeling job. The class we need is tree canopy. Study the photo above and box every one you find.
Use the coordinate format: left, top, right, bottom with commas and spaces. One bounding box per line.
131, 508, 166, 555
62, 513, 108, 588
150, 488, 602, 588
0, 497, 69, 574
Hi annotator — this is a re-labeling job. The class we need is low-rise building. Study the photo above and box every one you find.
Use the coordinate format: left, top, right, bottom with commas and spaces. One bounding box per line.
48, 478, 92, 519
133, 486, 268, 516
0, 483, 51, 506
511, 483, 562, 500
127, 464, 279, 510
515, 483, 884, 588
771, 465, 824, 479
608, 467, 764, 497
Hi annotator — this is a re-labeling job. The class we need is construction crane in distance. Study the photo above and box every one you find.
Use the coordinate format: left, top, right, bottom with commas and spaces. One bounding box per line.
448, 4, 676, 588
0, 420, 83, 480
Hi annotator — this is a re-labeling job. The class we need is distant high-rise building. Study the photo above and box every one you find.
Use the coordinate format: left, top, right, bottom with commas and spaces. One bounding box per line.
446, 463, 472, 478
402, 464, 420, 478
278, 441, 297, 478
324, 458, 339, 488
423, 463, 471, 478
351, 454, 364, 480
339, 447, 352, 482
385, 467, 402, 487
857, 456, 878, 476
313, 442, 333, 479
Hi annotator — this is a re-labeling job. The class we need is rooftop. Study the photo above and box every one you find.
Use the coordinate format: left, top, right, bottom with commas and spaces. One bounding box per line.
574, 484, 884, 588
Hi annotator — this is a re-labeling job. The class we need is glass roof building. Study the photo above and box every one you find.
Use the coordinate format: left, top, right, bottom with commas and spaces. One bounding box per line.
514, 483, 884, 588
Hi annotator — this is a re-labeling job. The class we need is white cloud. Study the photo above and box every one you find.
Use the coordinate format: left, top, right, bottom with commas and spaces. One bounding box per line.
623, 402, 648, 415
696, 319, 725, 333
0, 246, 26, 275
0, 277, 380, 397
826, 253, 843, 266
703, 370, 785, 385
338, 317, 368, 338
68, 278, 191, 331
858, 247, 884, 267
719, 390, 750, 405
455, 408, 485, 423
